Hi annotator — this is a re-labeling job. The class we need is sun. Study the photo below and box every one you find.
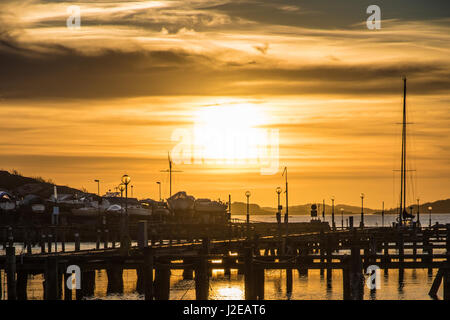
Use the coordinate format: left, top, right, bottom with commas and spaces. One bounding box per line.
192, 103, 269, 164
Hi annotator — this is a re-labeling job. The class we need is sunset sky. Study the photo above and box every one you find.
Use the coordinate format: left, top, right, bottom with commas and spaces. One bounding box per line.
0, 0, 449, 208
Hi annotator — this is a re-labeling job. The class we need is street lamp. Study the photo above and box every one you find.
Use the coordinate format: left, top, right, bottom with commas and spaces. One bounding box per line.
121, 174, 131, 249
119, 183, 125, 204
131, 185, 134, 198
276, 187, 282, 224
245, 191, 251, 224
94, 179, 100, 196
156, 181, 162, 201
94, 179, 101, 223
360, 193, 365, 228
121, 175, 131, 216
428, 206, 432, 227
416, 198, 420, 227
331, 196, 336, 230
340, 208, 344, 229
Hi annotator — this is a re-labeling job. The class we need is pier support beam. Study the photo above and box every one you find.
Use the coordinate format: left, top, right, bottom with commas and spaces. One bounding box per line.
286, 268, 293, 296
143, 247, 154, 300
64, 272, 72, 300
182, 258, 194, 280
195, 256, 209, 300
106, 265, 124, 295
45, 256, 59, 300
80, 271, 96, 298
255, 267, 265, 300
6, 246, 17, 300
16, 272, 28, 300
343, 244, 364, 300
244, 246, 255, 300
138, 221, 148, 249
155, 261, 171, 300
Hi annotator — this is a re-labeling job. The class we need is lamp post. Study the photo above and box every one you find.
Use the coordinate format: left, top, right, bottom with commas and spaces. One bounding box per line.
322, 199, 325, 221
340, 208, 344, 230
119, 183, 125, 200
118, 183, 125, 238
156, 181, 162, 201
94, 179, 101, 224
131, 185, 134, 198
360, 193, 365, 228
276, 187, 282, 224
428, 206, 432, 227
382, 201, 385, 227
416, 198, 420, 227
94, 179, 100, 196
245, 191, 251, 224
331, 196, 336, 230
120, 174, 131, 249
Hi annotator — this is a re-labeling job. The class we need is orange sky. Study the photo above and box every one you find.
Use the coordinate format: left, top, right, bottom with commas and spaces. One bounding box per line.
0, 0, 449, 208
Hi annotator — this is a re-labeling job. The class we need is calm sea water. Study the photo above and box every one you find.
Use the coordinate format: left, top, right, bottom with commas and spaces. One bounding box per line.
1, 214, 448, 300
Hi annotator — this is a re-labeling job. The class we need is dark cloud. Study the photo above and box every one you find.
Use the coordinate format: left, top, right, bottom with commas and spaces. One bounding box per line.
0, 38, 449, 100
210, 0, 450, 29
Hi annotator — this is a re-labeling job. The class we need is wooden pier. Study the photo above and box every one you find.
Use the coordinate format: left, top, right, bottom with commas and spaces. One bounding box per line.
0, 222, 449, 300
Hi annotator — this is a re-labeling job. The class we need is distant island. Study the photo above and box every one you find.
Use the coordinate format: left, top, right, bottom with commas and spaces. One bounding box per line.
1, 169, 449, 215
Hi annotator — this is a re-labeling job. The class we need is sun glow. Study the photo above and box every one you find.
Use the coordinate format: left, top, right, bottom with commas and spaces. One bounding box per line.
192, 104, 270, 164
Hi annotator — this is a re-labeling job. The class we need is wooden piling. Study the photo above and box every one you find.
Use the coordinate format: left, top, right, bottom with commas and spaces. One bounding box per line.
7, 226, 13, 247
244, 246, 255, 300
155, 261, 171, 300
344, 232, 364, 300
143, 247, 154, 300
195, 250, 209, 300
255, 266, 265, 300
444, 224, 450, 300
443, 269, 450, 300
47, 233, 52, 253
104, 229, 109, 249
383, 240, 389, 274
298, 243, 308, 276
138, 221, 148, 249
40, 234, 46, 253
106, 264, 124, 295
326, 235, 332, 282
96, 229, 101, 250
182, 258, 194, 280
428, 268, 443, 297
6, 247, 17, 300
223, 256, 231, 277
286, 268, 293, 295
319, 231, 324, 276
64, 272, 72, 300
45, 256, 59, 300
16, 272, 28, 300
61, 230, 66, 252
74, 233, 80, 251
81, 270, 96, 298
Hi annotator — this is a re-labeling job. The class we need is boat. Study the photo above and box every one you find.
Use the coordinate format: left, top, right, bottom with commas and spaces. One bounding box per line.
21, 194, 46, 214
194, 198, 227, 213
0, 191, 16, 212
167, 191, 195, 211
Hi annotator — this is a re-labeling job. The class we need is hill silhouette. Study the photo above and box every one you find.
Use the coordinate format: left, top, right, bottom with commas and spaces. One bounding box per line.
0, 170, 87, 198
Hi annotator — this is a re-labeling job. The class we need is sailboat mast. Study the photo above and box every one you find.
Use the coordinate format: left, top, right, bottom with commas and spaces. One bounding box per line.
399, 77, 407, 225
169, 154, 172, 197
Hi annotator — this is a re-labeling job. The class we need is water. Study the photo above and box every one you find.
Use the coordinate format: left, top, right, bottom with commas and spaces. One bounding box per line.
1, 214, 449, 300
239, 213, 450, 227
4, 267, 443, 300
